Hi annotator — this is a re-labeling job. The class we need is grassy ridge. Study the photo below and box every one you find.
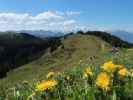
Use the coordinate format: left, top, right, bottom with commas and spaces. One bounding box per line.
0, 32, 62, 78
0, 48, 133, 99
0, 34, 133, 99
0, 34, 109, 87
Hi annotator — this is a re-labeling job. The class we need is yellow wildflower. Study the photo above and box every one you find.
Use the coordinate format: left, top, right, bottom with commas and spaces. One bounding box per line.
84, 68, 93, 77
96, 72, 110, 90
101, 61, 116, 72
46, 72, 55, 79
36, 80, 57, 91
118, 68, 129, 77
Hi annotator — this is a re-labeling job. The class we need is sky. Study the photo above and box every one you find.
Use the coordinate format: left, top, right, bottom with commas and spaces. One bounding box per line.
0, 0, 133, 32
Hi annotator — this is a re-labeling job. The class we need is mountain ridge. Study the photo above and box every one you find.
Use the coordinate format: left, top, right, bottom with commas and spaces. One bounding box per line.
0, 30, 133, 78
111, 30, 133, 43
0, 32, 63, 78
19, 30, 64, 38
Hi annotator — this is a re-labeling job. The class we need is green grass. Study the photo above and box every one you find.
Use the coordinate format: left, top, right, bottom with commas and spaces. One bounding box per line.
0, 56, 133, 100
0, 34, 133, 99
0, 35, 109, 87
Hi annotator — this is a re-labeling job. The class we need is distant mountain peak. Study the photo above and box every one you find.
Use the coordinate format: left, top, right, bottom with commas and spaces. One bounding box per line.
111, 30, 133, 43
19, 30, 64, 38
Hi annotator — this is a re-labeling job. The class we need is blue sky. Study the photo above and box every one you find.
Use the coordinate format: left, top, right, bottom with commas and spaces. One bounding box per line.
0, 0, 133, 32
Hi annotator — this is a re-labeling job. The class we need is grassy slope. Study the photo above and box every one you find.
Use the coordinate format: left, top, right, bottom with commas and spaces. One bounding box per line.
0, 34, 133, 88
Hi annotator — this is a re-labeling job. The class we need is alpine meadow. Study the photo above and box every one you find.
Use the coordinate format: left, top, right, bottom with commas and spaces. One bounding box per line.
0, 0, 133, 100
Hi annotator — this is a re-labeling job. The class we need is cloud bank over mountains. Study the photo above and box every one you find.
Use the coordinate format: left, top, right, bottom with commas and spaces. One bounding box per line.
0, 11, 88, 32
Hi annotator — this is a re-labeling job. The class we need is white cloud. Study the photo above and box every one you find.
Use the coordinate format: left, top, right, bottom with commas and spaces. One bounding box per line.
55, 11, 81, 16
0, 11, 87, 32
0, 11, 117, 33
65, 11, 81, 16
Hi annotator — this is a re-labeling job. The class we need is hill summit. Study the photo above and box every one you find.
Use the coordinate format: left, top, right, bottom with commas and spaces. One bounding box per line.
0, 30, 133, 86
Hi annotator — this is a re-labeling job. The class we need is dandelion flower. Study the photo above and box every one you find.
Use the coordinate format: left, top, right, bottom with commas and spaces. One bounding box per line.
46, 72, 55, 79
84, 68, 93, 77
118, 68, 129, 77
96, 72, 110, 90
101, 61, 116, 72
36, 80, 57, 91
